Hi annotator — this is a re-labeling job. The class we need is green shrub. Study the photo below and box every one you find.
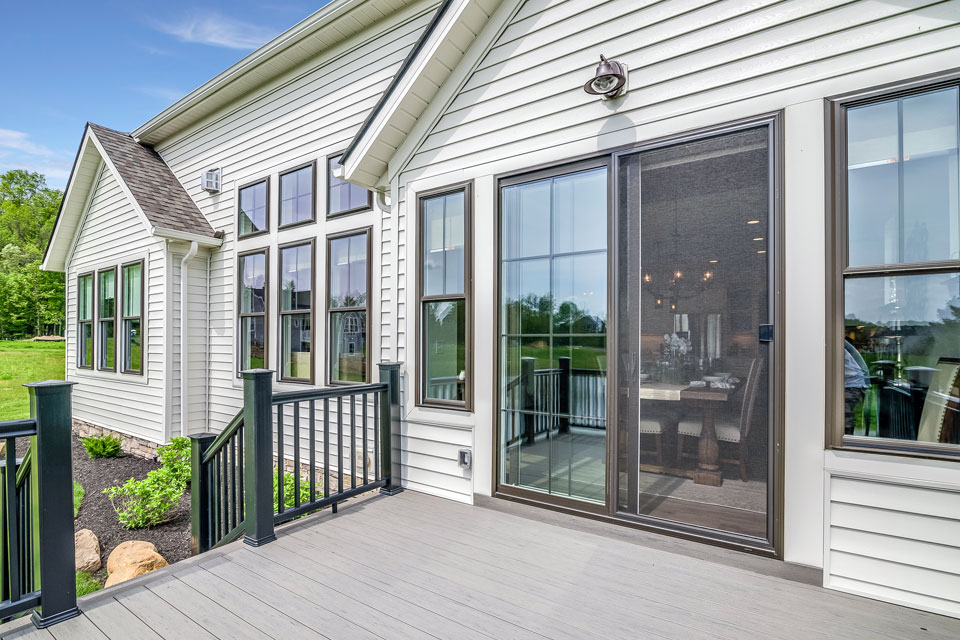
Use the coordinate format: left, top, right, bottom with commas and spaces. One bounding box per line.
75, 571, 102, 597
103, 467, 184, 529
82, 435, 122, 459
73, 481, 84, 518
273, 470, 313, 513
158, 437, 190, 486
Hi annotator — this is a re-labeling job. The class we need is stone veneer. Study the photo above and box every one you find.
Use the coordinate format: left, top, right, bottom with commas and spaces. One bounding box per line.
73, 419, 159, 460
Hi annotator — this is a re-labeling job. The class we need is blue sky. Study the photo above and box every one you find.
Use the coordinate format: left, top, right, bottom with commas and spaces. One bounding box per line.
0, 1, 328, 189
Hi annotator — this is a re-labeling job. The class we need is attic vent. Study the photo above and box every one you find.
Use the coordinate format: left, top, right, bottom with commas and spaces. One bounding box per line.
201, 168, 221, 193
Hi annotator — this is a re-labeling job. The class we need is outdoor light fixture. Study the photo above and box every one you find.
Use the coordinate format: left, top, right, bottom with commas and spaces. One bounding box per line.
584, 55, 627, 99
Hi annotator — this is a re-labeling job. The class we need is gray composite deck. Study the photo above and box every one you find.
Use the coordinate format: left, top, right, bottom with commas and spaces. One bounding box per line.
3, 490, 959, 640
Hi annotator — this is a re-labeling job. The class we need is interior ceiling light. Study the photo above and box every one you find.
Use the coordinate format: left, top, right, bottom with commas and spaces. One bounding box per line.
747, 220, 760, 224
753, 237, 764, 241
584, 55, 627, 100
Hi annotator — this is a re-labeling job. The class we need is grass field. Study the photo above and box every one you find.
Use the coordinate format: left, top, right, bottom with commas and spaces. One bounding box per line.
0, 341, 65, 420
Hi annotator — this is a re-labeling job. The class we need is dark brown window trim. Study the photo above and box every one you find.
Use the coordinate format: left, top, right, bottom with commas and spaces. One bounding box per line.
77, 271, 94, 370
278, 160, 317, 230
120, 259, 145, 375
825, 67, 960, 461
96, 266, 117, 372
277, 238, 316, 385
237, 247, 270, 377
326, 227, 372, 385
415, 181, 474, 412
325, 152, 374, 219
237, 177, 271, 239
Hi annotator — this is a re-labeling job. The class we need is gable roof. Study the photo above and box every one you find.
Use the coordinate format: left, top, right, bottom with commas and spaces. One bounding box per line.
340, 0, 519, 189
42, 123, 219, 272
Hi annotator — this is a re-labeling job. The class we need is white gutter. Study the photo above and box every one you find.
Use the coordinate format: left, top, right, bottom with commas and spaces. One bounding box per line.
376, 190, 392, 214
180, 241, 199, 436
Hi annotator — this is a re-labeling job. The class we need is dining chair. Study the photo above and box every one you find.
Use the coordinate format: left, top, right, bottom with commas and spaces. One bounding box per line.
675, 358, 762, 482
915, 357, 960, 445
638, 414, 669, 467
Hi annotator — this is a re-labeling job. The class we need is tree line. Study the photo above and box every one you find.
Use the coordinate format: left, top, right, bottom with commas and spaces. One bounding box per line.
0, 170, 64, 339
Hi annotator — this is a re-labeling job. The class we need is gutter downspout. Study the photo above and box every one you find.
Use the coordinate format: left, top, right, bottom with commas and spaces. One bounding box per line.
180, 241, 198, 437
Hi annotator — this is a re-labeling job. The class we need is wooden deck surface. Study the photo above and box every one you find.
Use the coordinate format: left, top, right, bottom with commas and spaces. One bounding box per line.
3, 490, 959, 639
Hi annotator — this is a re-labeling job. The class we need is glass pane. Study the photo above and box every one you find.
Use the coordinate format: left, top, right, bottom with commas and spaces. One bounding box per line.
331, 311, 366, 382
423, 300, 466, 402
280, 165, 313, 226
123, 263, 141, 317
280, 244, 312, 311
124, 318, 141, 372
239, 253, 266, 314
79, 322, 93, 367
847, 88, 960, 265
499, 166, 607, 505
329, 233, 367, 308
240, 316, 266, 370
844, 272, 960, 446
78, 275, 93, 321
423, 191, 466, 296
617, 126, 771, 541
282, 314, 311, 380
99, 321, 115, 369
239, 181, 267, 235
328, 155, 370, 216
99, 270, 115, 317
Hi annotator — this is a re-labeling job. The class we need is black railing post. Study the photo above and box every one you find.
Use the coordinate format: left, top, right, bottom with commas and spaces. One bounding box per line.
25, 381, 79, 629
558, 357, 571, 434
378, 363, 403, 495
521, 357, 535, 444
242, 369, 276, 547
189, 433, 217, 555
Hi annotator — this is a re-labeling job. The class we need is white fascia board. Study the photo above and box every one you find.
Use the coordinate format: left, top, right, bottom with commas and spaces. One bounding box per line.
41, 131, 100, 272
153, 227, 222, 248
132, 0, 365, 144
342, 0, 472, 189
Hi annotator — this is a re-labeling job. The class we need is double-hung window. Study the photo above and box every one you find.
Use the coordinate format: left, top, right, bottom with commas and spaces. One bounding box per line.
77, 273, 94, 369
418, 184, 472, 408
328, 231, 369, 383
121, 261, 143, 374
830, 75, 960, 455
238, 250, 268, 373
97, 268, 116, 371
327, 154, 371, 217
239, 179, 268, 237
279, 163, 315, 227
279, 241, 313, 382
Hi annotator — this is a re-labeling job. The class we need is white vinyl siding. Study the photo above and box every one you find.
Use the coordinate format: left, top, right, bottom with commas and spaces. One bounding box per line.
153, 0, 438, 432
66, 165, 167, 443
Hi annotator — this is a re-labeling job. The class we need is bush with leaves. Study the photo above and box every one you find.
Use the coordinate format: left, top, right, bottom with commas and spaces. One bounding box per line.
157, 437, 190, 486
273, 470, 313, 513
103, 467, 184, 529
82, 435, 122, 459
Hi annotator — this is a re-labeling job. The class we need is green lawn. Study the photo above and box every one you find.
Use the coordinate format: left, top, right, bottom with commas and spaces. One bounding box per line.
0, 341, 65, 420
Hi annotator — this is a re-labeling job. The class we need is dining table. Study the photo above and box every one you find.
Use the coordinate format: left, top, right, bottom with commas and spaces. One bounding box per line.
638, 381, 735, 486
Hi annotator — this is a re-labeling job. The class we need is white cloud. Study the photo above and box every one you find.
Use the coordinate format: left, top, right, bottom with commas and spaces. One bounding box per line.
153, 12, 277, 50
0, 129, 55, 157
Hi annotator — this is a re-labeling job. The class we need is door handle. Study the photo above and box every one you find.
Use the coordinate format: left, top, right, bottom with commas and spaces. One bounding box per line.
759, 324, 774, 342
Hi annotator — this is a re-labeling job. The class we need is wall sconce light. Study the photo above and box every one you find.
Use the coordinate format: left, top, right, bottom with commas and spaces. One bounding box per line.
584, 55, 627, 100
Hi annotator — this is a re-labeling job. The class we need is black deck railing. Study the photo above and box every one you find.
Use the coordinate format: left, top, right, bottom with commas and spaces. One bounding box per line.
0, 381, 79, 629
190, 363, 403, 554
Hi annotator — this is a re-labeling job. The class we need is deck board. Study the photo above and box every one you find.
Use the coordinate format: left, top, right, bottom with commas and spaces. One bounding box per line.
2, 491, 960, 639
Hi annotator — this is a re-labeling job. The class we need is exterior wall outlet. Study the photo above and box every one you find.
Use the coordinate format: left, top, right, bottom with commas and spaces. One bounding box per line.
458, 449, 472, 469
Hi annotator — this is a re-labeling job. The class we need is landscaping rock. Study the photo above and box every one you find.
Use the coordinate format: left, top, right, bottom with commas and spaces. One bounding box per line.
104, 541, 168, 587
75, 529, 101, 573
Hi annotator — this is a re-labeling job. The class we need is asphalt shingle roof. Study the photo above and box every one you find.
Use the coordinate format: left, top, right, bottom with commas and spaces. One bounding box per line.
88, 123, 216, 238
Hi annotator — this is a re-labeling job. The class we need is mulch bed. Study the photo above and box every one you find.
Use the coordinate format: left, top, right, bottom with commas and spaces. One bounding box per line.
70, 436, 191, 583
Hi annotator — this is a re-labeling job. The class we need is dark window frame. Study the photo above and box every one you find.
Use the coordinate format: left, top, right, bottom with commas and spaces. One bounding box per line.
120, 259, 145, 375
278, 238, 316, 384
825, 67, 960, 460
325, 152, 373, 219
237, 247, 270, 377
278, 160, 317, 229
416, 181, 473, 411
77, 271, 94, 369
237, 177, 271, 239
326, 227, 372, 385
96, 266, 117, 372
